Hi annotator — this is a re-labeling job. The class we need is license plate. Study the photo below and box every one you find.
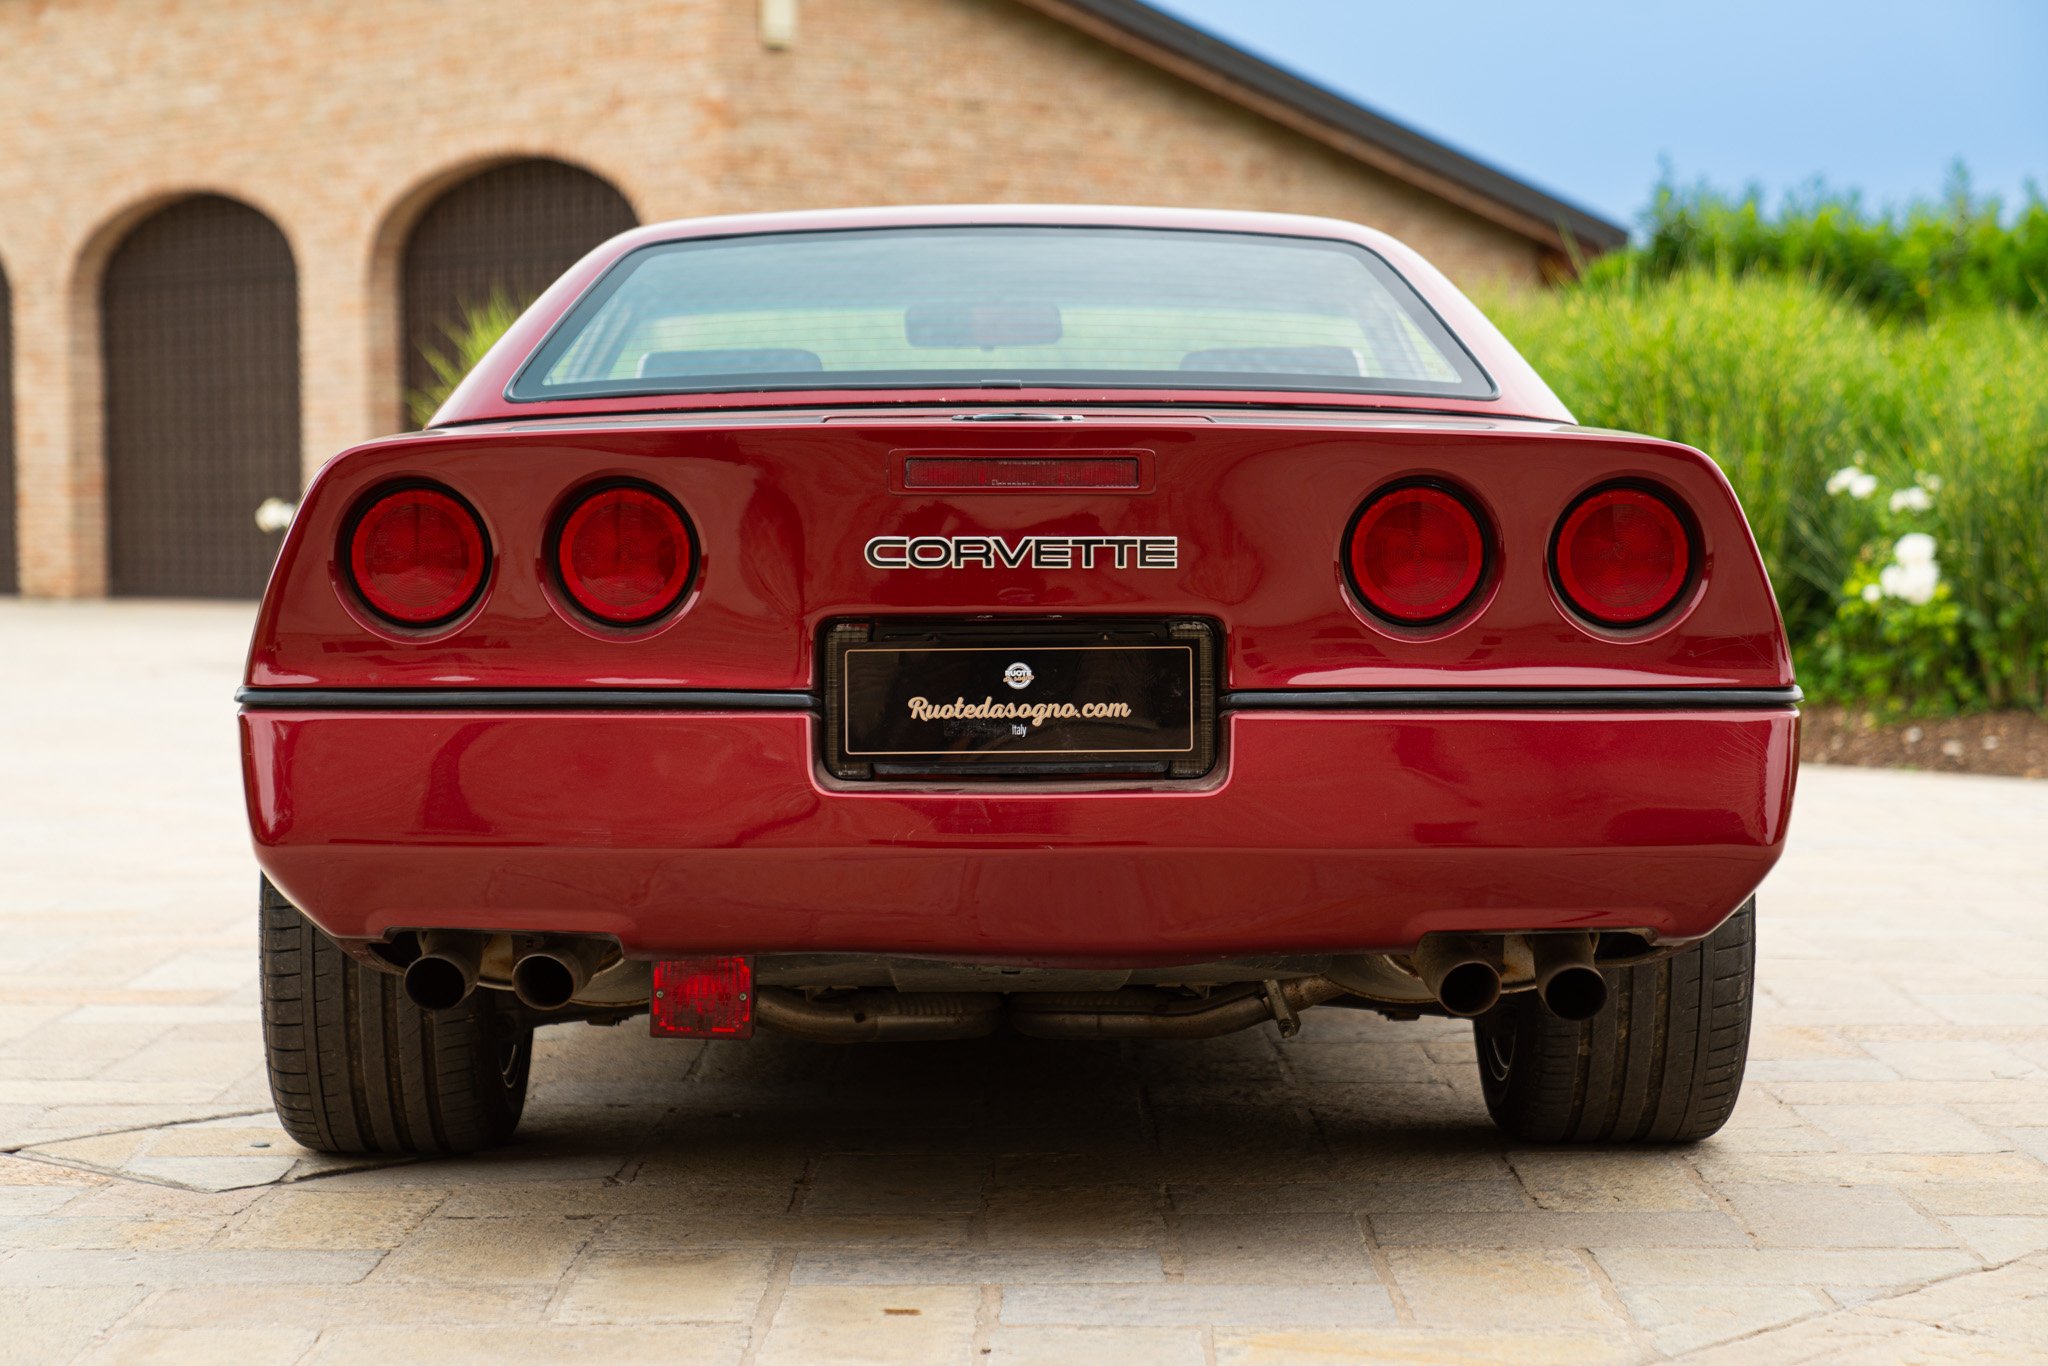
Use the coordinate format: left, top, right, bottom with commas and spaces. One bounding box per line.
825, 620, 1216, 778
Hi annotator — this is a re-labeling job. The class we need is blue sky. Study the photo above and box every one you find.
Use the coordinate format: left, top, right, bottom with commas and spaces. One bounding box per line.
1153, 0, 2047, 231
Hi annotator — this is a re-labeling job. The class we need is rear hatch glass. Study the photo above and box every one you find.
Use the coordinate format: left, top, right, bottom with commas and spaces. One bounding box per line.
510, 226, 1493, 403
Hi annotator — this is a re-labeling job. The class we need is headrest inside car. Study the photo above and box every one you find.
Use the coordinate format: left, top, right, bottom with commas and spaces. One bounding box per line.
638, 348, 825, 377
1180, 345, 1365, 376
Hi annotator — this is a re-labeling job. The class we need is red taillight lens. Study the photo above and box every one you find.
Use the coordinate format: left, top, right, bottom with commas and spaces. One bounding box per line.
1553, 486, 1692, 626
347, 486, 487, 626
1347, 483, 1487, 624
650, 957, 753, 1038
556, 485, 694, 625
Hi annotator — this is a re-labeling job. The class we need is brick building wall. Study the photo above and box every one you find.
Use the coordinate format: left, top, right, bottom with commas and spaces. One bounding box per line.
0, 0, 1558, 598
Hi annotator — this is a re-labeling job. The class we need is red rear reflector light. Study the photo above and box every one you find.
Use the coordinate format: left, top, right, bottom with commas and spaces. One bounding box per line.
346, 485, 488, 626
650, 957, 753, 1038
903, 456, 1141, 490
1346, 483, 1487, 624
1553, 486, 1692, 626
556, 484, 695, 625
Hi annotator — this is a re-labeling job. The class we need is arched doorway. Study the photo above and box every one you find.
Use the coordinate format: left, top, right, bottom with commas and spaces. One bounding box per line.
102, 196, 301, 597
0, 263, 14, 594
401, 159, 636, 425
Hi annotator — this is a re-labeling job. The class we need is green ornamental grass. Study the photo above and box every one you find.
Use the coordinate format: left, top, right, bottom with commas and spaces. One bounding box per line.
1493, 268, 2048, 713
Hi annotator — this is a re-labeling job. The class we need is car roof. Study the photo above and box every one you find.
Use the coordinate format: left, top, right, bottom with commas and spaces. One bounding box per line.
430, 205, 1574, 427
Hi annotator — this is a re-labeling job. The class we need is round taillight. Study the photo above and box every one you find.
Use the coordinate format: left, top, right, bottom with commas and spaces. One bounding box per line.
555, 484, 694, 625
1347, 483, 1488, 624
1553, 486, 1692, 626
346, 486, 487, 626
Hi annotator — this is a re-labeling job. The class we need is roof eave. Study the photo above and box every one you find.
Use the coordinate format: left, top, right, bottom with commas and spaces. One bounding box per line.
1013, 0, 1628, 258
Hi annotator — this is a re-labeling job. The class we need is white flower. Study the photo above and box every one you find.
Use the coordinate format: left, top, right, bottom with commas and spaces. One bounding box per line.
1894, 532, 1937, 566
1878, 558, 1940, 606
1922, 473, 1943, 492
1861, 583, 1883, 603
1889, 486, 1933, 513
1825, 465, 1879, 497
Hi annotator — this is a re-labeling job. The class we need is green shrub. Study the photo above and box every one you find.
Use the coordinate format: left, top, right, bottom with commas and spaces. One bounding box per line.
1492, 269, 2048, 713
1586, 173, 2048, 320
407, 292, 525, 428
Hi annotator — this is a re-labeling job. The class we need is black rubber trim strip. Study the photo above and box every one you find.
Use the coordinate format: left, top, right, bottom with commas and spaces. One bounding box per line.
238, 685, 1800, 713
236, 687, 817, 712
1223, 687, 1803, 711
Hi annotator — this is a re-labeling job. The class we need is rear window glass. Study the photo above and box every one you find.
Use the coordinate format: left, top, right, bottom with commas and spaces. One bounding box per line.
510, 226, 1492, 402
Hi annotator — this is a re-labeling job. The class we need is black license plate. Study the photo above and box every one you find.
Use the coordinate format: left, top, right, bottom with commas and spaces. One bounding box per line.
824, 619, 1217, 779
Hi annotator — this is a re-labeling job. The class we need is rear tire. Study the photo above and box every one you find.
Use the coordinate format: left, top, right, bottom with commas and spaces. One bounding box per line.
1473, 900, 1755, 1144
259, 877, 531, 1155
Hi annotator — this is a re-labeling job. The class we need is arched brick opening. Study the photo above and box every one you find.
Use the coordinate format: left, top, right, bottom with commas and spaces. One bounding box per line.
0, 260, 15, 594
399, 159, 637, 426
102, 195, 301, 598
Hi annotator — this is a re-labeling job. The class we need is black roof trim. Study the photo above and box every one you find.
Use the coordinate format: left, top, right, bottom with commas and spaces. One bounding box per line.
1020, 0, 1627, 254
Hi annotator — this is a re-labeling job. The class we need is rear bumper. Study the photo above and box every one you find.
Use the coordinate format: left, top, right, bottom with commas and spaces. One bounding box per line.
240, 702, 1798, 963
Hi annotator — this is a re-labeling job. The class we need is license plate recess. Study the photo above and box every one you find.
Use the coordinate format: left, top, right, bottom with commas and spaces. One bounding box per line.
822, 618, 1218, 780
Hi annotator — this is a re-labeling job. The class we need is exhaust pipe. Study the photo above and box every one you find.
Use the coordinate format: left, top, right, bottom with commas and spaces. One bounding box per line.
1532, 933, 1609, 1021
1008, 977, 1347, 1040
1412, 935, 1502, 1017
755, 989, 1003, 1042
402, 931, 484, 1011
511, 937, 620, 1011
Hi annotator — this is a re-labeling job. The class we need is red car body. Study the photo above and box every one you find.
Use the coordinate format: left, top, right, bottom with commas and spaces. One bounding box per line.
240, 206, 1797, 972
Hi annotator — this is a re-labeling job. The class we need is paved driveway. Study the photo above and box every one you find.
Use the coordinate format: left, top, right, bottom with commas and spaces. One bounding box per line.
2, 601, 2045, 1364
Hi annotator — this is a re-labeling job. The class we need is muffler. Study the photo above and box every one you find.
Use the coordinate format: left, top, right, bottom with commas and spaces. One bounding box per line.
1532, 933, 1609, 1021
1411, 935, 1503, 1017
402, 931, 484, 1011
511, 937, 621, 1011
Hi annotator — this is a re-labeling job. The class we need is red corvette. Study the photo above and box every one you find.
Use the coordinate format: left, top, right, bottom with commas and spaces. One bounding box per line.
242, 206, 1797, 1156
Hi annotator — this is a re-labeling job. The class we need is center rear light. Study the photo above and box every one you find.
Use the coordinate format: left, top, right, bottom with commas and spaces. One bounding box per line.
650, 957, 753, 1038
1346, 482, 1488, 624
346, 485, 488, 626
1552, 485, 1693, 626
555, 483, 695, 625
903, 456, 1142, 490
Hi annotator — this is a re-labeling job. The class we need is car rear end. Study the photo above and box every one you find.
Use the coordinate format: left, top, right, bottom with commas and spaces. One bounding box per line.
245, 411, 1797, 957
241, 208, 1796, 1154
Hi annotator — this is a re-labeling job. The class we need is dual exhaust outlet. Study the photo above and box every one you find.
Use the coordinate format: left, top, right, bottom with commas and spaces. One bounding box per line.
402, 932, 616, 1013
1414, 932, 1610, 1020
400, 929, 1609, 1024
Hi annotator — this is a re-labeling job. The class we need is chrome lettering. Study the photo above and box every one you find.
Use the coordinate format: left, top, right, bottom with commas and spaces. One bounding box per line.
866, 535, 1180, 570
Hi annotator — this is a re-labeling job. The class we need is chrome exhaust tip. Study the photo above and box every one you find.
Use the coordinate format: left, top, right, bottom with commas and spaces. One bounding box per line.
511, 937, 618, 1011
402, 931, 483, 1011
1413, 935, 1503, 1018
1533, 934, 1609, 1021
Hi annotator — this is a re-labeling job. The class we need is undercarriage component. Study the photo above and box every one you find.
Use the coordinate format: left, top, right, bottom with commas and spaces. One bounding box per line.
751, 955, 1335, 992
1006, 977, 1347, 1040
753, 988, 1004, 1042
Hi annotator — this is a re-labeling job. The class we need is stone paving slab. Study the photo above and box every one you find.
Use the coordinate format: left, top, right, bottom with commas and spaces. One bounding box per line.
3, 599, 2047, 1363
17, 1112, 406, 1191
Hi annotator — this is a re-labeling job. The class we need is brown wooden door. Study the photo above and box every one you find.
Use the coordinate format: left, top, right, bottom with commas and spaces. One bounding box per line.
0, 264, 14, 594
402, 159, 636, 424
102, 196, 301, 598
